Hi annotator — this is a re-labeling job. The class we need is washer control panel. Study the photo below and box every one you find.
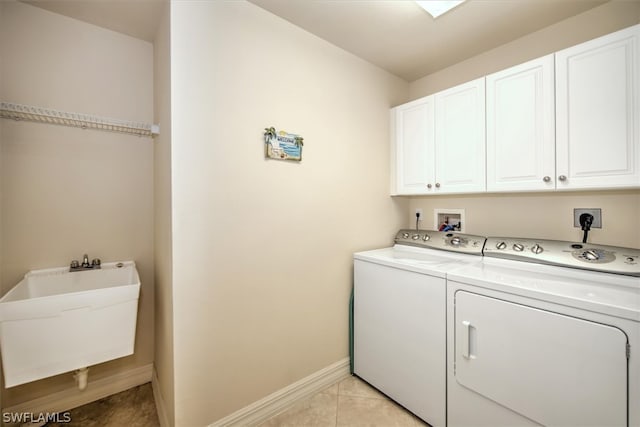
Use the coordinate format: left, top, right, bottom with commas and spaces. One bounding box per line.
395, 229, 485, 255
484, 237, 640, 276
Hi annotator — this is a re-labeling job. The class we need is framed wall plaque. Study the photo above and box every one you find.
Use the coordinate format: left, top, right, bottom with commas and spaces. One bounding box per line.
264, 127, 303, 161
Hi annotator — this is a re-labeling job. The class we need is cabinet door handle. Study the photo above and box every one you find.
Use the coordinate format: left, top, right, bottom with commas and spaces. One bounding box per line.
435, 182, 441, 188
427, 183, 432, 189
543, 176, 551, 182
558, 175, 567, 181
461, 320, 476, 360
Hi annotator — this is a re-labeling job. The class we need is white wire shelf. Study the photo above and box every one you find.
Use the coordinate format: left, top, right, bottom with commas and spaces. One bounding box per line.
0, 102, 159, 138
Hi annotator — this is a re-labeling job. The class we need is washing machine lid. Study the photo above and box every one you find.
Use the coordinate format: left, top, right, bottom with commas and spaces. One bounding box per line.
354, 245, 483, 278
448, 258, 640, 321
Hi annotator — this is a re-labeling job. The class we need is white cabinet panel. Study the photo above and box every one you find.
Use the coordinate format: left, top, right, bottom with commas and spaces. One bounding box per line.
391, 98, 434, 195
435, 78, 486, 193
486, 55, 555, 192
556, 24, 640, 189
390, 24, 639, 195
454, 291, 627, 427
354, 260, 445, 426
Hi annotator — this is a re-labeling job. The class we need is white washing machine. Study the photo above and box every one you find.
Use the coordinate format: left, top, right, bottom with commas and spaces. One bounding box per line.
354, 229, 486, 427
447, 237, 640, 427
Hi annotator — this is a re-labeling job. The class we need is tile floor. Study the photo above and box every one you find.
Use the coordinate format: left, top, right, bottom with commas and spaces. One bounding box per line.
259, 376, 428, 427
42, 375, 427, 426
44, 383, 159, 427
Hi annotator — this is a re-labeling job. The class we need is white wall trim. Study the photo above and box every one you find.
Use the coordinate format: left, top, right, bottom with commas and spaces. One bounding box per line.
152, 368, 171, 427
209, 357, 350, 427
2, 363, 153, 425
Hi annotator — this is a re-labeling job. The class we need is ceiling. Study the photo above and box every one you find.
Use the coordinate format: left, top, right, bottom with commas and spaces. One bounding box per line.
22, 0, 167, 43
22, 0, 609, 81
248, 0, 608, 80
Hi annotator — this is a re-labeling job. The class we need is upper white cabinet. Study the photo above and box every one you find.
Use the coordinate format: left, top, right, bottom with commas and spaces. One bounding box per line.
391, 97, 434, 195
486, 55, 556, 192
434, 78, 486, 193
391, 79, 485, 195
555, 24, 640, 190
390, 24, 640, 195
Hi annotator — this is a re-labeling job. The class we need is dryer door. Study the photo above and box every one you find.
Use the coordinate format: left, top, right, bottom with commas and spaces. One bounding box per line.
454, 291, 627, 427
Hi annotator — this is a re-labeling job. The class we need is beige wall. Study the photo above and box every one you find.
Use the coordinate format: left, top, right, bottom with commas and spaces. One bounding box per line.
0, 1, 154, 406
409, 1, 640, 99
408, 190, 640, 248
405, 1, 640, 250
153, 3, 175, 425
0, 1, 3, 414
170, 1, 408, 424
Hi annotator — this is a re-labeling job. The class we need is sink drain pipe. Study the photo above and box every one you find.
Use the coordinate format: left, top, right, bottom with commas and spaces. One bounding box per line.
73, 367, 89, 391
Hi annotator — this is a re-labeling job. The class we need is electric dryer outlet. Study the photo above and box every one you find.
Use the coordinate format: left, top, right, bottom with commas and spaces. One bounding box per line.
573, 208, 602, 228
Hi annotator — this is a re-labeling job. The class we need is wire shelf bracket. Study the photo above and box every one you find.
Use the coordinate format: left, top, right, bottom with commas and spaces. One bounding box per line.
0, 102, 159, 138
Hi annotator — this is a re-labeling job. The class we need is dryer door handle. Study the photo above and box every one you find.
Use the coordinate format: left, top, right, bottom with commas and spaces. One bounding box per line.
461, 320, 476, 359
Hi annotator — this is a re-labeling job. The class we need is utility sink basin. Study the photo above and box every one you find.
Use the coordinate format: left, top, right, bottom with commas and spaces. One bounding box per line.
0, 261, 140, 387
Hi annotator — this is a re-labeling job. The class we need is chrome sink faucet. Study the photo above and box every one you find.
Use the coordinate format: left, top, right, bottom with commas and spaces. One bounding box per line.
70, 254, 101, 272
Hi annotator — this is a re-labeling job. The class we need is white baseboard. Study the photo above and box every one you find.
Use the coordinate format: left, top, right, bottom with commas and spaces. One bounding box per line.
209, 357, 350, 427
2, 363, 153, 426
152, 369, 171, 427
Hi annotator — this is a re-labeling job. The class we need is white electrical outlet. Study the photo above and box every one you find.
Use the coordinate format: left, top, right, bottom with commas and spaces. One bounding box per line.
415, 208, 423, 220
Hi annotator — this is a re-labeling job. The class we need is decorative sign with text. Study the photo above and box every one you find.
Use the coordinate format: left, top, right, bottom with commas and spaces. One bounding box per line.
264, 127, 304, 162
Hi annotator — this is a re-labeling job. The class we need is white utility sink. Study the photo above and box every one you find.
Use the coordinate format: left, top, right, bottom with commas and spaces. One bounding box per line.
0, 261, 140, 387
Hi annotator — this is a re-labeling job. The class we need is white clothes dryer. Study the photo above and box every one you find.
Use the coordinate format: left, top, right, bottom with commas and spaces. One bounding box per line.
446, 237, 640, 427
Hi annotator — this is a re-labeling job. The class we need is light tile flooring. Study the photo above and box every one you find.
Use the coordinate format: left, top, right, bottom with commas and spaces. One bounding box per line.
43, 376, 427, 426
259, 375, 429, 427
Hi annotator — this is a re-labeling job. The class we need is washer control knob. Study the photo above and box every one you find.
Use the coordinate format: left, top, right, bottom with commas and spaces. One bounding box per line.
496, 241, 507, 250
513, 243, 524, 252
402, 232, 410, 239
531, 244, 544, 254
412, 234, 420, 240
450, 236, 461, 246
583, 250, 599, 261
422, 234, 430, 241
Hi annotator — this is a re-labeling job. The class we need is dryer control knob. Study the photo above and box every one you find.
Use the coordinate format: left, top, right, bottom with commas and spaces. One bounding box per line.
402, 233, 410, 239
531, 244, 544, 254
496, 241, 507, 250
422, 234, 430, 241
412, 234, 420, 240
583, 250, 599, 261
513, 243, 524, 252
450, 236, 462, 246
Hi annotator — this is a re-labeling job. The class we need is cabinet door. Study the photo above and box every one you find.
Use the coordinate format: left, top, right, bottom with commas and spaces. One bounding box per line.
435, 78, 486, 193
486, 55, 555, 192
556, 24, 640, 189
391, 97, 435, 195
